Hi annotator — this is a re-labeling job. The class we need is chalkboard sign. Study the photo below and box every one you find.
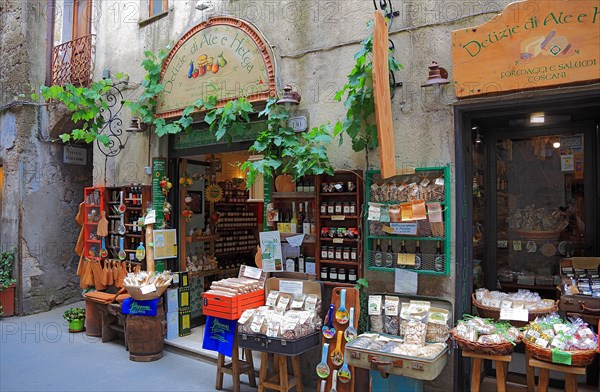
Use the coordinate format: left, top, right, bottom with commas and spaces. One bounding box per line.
152, 158, 167, 228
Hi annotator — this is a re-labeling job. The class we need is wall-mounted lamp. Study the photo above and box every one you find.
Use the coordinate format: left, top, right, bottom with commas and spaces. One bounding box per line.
277, 85, 301, 107
421, 61, 450, 87
552, 141, 561, 149
125, 117, 147, 134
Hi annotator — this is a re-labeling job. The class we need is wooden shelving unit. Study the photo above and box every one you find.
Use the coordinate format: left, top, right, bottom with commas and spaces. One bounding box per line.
316, 170, 363, 284
83, 186, 105, 259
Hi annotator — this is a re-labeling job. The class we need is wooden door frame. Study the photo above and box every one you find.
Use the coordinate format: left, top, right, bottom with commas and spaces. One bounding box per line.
453, 88, 600, 392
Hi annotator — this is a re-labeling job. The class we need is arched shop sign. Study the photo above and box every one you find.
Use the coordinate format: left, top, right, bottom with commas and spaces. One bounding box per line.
452, 0, 600, 98
156, 16, 276, 119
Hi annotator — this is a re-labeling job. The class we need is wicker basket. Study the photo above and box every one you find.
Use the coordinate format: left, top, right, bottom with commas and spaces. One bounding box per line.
450, 329, 520, 356
472, 294, 558, 328
523, 339, 597, 366
124, 284, 169, 301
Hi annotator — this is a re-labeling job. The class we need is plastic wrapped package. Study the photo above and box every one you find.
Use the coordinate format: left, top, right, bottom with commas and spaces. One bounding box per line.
369, 295, 384, 333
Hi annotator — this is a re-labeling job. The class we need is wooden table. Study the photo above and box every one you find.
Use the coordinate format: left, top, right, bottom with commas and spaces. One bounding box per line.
215, 332, 256, 392
462, 351, 512, 392
257, 353, 303, 392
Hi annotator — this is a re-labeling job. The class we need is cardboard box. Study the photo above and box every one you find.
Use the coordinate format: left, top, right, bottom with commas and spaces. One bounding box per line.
178, 287, 190, 309
166, 311, 179, 340
179, 308, 191, 337
164, 289, 179, 313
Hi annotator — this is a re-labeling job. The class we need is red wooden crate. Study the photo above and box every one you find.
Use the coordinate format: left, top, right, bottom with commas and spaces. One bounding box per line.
202, 290, 265, 320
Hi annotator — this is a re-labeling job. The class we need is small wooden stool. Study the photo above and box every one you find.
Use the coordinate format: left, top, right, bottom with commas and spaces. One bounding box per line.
462, 351, 512, 392
528, 358, 586, 392
215, 333, 257, 392
258, 352, 303, 392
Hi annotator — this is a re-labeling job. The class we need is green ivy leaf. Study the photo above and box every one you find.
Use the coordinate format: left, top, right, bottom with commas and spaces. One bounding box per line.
97, 134, 110, 146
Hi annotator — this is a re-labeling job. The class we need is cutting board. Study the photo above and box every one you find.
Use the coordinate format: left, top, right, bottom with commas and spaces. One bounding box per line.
372, 11, 396, 179
319, 287, 360, 392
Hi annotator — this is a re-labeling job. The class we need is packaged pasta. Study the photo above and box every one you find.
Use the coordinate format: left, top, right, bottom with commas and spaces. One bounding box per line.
369, 295, 384, 333
384, 296, 400, 335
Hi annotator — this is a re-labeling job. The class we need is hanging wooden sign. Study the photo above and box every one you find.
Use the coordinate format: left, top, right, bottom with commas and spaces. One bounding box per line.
452, 0, 600, 98
372, 11, 396, 179
156, 16, 276, 118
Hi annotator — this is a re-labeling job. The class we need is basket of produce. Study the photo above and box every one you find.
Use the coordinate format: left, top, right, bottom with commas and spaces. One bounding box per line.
472, 289, 558, 327
522, 314, 598, 367
123, 271, 173, 301
451, 316, 521, 356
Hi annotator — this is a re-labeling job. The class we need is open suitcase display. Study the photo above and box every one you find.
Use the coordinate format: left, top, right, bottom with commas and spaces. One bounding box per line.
559, 257, 600, 326
345, 294, 452, 380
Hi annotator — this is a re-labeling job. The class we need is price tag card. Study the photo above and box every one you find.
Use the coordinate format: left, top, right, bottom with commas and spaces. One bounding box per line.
411, 200, 427, 221
333, 238, 344, 244
140, 284, 157, 294
144, 210, 156, 225
552, 349, 572, 365
390, 223, 418, 235
499, 307, 529, 322
427, 202, 443, 223
513, 241, 522, 251
397, 253, 416, 266
331, 215, 346, 221
382, 225, 395, 234
368, 203, 381, 221
286, 235, 305, 247
380, 204, 390, 223
242, 266, 263, 280
400, 203, 413, 221
279, 280, 304, 295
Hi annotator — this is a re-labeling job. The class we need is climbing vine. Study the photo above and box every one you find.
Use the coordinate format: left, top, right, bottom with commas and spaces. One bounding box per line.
334, 27, 402, 152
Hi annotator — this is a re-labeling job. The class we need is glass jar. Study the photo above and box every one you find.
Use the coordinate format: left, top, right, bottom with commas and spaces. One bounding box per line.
350, 202, 356, 215
343, 202, 350, 215
347, 181, 356, 192
338, 268, 346, 283
327, 246, 335, 260
342, 247, 350, 260
351, 247, 357, 260
320, 267, 328, 280
320, 202, 327, 215
329, 268, 338, 281
335, 247, 342, 260
348, 269, 357, 283
335, 202, 343, 215
327, 202, 335, 215
321, 246, 328, 259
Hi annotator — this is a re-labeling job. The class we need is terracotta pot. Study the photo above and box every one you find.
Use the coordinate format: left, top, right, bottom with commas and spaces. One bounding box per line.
0, 284, 15, 317
274, 174, 295, 192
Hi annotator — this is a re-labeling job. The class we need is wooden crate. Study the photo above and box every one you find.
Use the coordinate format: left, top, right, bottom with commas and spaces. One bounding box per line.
202, 290, 265, 320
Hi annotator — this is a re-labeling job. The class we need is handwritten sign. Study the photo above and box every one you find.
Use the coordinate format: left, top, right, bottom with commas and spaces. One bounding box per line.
390, 223, 418, 235
157, 16, 276, 118
452, 0, 600, 98
500, 308, 529, 322
279, 280, 304, 295
152, 158, 166, 228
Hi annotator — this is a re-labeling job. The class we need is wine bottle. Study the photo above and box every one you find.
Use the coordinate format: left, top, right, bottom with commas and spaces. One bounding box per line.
414, 240, 422, 270
298, 201, 304, 223
374, 239, 383, 267
290, 202, 298, 233
302, 201, 310, 235
298, 252, 305, 273
384, 239, 394, 268
434, 241, 444, 272
309, 202, 316, 235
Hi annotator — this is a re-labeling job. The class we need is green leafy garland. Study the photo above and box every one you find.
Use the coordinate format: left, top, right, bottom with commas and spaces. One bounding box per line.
334, 31, 402, 152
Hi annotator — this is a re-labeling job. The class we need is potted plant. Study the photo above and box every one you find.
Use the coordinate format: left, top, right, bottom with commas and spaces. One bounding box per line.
63, 307, 86, 332
0, 248, 16, 317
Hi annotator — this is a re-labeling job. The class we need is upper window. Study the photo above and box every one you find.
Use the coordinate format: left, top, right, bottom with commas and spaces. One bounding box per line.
149, 0, 168, 17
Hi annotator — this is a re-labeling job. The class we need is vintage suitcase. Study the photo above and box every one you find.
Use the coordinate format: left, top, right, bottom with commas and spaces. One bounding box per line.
559, 257, 600, 325
344, 294, 452, 380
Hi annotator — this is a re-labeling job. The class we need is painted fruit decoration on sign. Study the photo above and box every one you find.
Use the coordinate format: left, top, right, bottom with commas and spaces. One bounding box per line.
188, 53, 228, 78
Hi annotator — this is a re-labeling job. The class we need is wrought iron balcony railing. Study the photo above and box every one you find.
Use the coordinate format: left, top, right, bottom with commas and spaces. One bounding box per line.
51, 34, 96, 87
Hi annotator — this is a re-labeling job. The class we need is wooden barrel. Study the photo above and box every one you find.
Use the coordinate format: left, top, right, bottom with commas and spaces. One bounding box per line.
125, 299, 166, 362
84, 299, 102, 337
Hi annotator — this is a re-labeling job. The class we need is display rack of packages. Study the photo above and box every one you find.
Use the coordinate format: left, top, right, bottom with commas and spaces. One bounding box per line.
346, 294, 453, 382
365, 167, 450, 275
83, 187, 106, 259
558, 257, 600, 326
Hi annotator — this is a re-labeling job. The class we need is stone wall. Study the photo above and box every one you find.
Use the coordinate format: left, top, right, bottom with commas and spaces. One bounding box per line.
0, 0, 93, 314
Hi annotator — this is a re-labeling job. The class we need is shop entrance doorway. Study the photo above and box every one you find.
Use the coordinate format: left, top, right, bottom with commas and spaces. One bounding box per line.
454, 89, 600, 391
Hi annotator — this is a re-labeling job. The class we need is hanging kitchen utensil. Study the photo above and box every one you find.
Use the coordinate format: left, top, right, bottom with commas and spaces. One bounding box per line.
316, 343, 331, 379
97, 211, 109, 237
118, 237, 126, 260
113, 260, 119, 282
101, 261, 108, 286
344, 307, 358, 342
330, 370, 338, 392
330, 331, 344, 366
337, 357, 351, 384
118, 191, 126, 213
118, 261, 128, 287
335, 289, 349, 324
322, 304, 336, 339
117, 214, 126, 235
91, 260, 106, 290
100, 237, 108, 259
